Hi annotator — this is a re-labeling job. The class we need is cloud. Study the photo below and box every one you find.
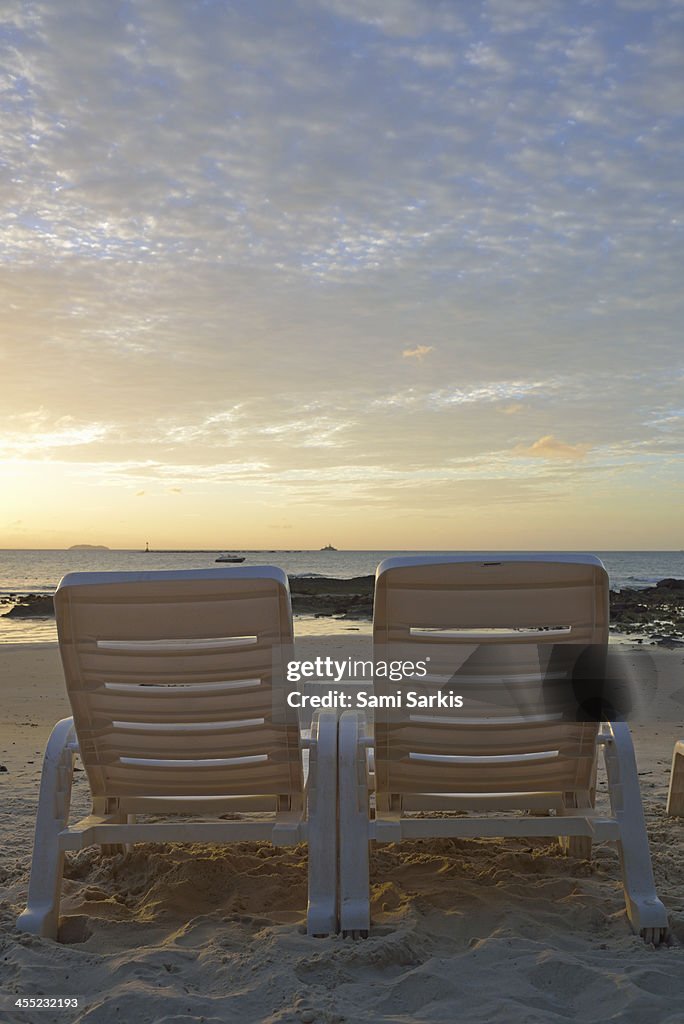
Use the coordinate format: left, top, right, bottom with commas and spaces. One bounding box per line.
464, 42, 512, 74
312, 0, 465, 37
514, 435, 592, 460
0, 414, 109, 458
402, 345, 434, 360
1, 2, 682, 545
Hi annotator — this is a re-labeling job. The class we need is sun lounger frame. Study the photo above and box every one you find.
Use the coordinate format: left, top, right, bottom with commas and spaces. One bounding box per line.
17, 567, 338, 939
338, 555, 668, 944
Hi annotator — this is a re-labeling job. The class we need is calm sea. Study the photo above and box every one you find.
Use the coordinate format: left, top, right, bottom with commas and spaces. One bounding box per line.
1, 548, 683, 644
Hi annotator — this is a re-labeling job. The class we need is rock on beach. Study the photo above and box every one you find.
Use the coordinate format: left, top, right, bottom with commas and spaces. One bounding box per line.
2, 577, 683, 638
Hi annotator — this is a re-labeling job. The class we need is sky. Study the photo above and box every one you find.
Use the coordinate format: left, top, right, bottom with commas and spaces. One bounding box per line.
1, 0, 682, 550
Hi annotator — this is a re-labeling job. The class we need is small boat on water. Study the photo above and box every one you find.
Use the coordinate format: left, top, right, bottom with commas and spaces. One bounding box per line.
320, 544, 337, 551
215, 553, 246, 563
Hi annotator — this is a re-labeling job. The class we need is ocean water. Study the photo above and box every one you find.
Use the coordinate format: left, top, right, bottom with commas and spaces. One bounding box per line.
1, 548, 682, 644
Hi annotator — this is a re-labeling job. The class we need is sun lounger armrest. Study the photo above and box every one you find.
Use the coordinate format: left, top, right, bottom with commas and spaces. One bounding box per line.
16, 717, 78, 938
602, 721, 669, 938
666, 740, 684, 816
305, 711, 338, 936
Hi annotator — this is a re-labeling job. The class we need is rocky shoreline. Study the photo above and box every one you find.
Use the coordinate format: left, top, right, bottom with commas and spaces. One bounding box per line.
608, 577, 684, 644
3, 576, 684, 644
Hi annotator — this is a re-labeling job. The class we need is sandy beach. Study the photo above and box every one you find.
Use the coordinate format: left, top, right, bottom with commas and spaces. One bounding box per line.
0, 639, 683, 1024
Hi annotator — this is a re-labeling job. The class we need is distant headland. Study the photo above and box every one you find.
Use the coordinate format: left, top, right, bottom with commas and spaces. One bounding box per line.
67, 544, 110, 550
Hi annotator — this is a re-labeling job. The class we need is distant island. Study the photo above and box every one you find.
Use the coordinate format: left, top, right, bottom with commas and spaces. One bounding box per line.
68, 544, 110, 550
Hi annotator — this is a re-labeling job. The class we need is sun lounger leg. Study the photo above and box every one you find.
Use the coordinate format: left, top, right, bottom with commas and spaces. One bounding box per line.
602, 721, 669, 943
91, 798, 126, 856
339, 711, 371, 937
559, 790, 594, 861
560, 759, 597, 860
306, 711, 338, 936
666, 740, 684, 816
16, 718, 77, 939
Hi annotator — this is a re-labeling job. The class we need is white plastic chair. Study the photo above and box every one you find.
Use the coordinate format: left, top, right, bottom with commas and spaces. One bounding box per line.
17, 567, 338, 939
338, 554, 668, 944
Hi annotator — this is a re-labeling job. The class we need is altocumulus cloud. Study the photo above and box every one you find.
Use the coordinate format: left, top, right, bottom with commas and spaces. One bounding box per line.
0, 0, 682, 543
514, 436, 593, 461
402, 345, 434, 360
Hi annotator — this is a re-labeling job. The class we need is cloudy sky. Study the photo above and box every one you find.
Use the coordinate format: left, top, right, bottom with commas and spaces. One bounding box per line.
1, 0, 682, 549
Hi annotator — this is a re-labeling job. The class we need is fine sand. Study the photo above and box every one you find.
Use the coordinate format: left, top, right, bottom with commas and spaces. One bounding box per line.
1, 640, 684, 1024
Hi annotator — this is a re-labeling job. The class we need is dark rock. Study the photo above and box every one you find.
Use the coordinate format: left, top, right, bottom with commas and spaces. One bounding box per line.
3, 595, 55, 618
288, 575, 373, 596
289, 575, 374, 619
609, 581, 684, 639
654, 578, 684, 591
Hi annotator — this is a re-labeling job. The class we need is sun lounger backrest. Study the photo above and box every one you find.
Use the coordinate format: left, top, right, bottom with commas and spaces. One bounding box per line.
54, 567, 301, 802
374, 555, 608, 642
373, 555, 609, 798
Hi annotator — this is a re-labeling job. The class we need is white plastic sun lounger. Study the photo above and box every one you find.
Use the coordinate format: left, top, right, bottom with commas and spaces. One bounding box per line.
338, 554, 668, 943
17, 567, 338, 939
666, 740, 684, 816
